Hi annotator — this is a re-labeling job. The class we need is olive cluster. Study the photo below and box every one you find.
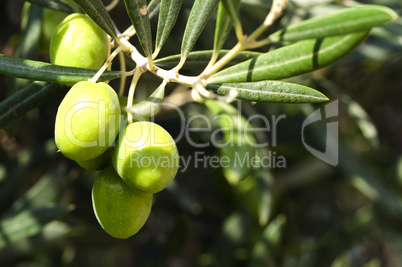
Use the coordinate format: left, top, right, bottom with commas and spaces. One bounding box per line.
51, 14, 179, 239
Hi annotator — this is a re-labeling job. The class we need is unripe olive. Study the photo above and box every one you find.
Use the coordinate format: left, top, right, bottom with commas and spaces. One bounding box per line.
76, 147, 112, 171
50, 13, 108, 70
92, 165, 153, 239
113, 121, 179, 193
55, 81, 121, 161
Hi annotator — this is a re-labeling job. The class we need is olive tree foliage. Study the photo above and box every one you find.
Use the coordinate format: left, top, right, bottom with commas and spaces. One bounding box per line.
0, 0, 400, 265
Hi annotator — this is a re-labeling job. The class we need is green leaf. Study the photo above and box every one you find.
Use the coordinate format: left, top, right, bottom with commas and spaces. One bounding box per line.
206, 81, 328, 103
0, 204, 72, 249
19, 4, 42, 60
179, 0, 219, 68
154, 0, 183, 56
72, 0, 119, 41
0, 55, 124, 84
124, 0, 154, 60
204, 100, 255, 185
148, 0, 162, 19
126, 81, 166, 118
208, 31, 370, 83
213, 2, 235, 56
26, 0, 75, 13
0, 82, 65, 129
154, 50, 261, 70
221, 0, 242, 38
267, 5, 398, 44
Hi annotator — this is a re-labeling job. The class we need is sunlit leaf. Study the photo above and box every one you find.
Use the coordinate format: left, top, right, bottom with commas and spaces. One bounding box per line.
208, 31, 370, 83
213, 2, 235, 56
178, 0, 219, 68
221, 0, 242, 38
72, 0, 118, 41
124, 0, 153, 60
266, 5, 398, 43
154, 0, 183, 56
19, 3, 42, 60
206, 81, 328, 103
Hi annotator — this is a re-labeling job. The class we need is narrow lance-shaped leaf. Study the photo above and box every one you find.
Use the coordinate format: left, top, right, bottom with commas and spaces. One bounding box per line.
204, 100, 255, 185
154, 0, 183, 57
0, 82, 65, 129
124, 0, 154, 61
212, 1, 235, 59
155, 50, 261, 70
72, 0, 119, 42
266, 5, 397, 44
126, 81, 166, 118
26, 0, 75, 13
178, 0, 219, 69
10, 3, 42, 94
148, 0, 162, 19
207, 31, 370, 84
19, 4, 42, 60
0, 55, 124, 85
221, 0, 242, 39
0, 204, 73, 249
206, 81, 328, 103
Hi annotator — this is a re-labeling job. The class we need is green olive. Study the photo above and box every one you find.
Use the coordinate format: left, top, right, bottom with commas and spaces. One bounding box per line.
92, 165, 153, 239
50, 13, 108, 70
76, 147, 112, 171
113, 121, 179, 193
55, 81, 121, 161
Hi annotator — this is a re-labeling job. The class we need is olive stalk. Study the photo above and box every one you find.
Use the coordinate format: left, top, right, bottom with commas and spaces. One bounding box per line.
127, 68, 144, 123
118, 49, 127, 96
105, 0, 120, 12
90, 45, 124, 83
113, 0, 288, 103
200, 0, 288, 79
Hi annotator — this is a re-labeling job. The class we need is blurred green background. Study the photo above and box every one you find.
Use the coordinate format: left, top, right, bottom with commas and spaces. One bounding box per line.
1, 0, 402, 266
